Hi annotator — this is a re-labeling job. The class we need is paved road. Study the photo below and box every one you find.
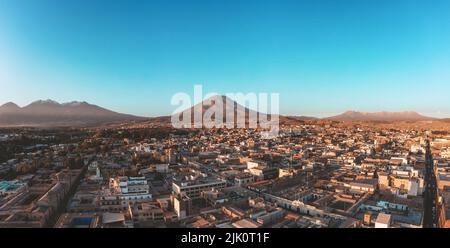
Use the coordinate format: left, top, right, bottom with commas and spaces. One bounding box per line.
423, 140, 438, 228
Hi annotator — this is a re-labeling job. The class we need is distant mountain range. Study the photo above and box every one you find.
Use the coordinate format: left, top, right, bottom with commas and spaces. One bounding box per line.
0, 100, 146, 127
0, 98, 443, 127
164, 96, 438, 125
326, 111, 435, 122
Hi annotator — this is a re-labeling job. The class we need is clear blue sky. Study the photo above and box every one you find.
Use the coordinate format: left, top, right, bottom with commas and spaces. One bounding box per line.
1, 0, 450, 117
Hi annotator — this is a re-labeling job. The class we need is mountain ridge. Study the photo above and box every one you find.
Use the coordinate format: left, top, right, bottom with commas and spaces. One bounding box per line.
0, 100, 147, 127
171, 95, 280, 127
326, 110, 436, 122
0, 98, 444, 127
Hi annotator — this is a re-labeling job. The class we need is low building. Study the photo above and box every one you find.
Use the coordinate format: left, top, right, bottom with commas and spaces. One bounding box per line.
347, 179, 377, 193
439, 187, 450, 228
438, 172, 450, 190
100, 177, 152, 211
234, 173, 254, 186
172, 176, 226, 199
375, 213, 392, 228
172, 193, 192, 219
248, 166, 279, 180
232, 218, 261, 228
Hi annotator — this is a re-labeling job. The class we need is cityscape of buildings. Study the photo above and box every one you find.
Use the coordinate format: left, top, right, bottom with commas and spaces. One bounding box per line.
1, 120, 449, 228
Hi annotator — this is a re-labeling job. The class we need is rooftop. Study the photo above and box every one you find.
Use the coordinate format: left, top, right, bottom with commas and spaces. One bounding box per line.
0, 181, 27, 193
375, 213, 391, 225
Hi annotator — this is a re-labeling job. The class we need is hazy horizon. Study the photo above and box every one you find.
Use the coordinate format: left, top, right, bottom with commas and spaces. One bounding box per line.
1, 0, 450, 118
0, 97, 448, 119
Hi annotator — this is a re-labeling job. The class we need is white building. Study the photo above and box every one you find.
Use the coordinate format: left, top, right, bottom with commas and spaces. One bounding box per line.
172, 177, 227, 199
411, 144, 425, 154
375, 213, 391, 228
154, 164, 169, 173
103, 177, 152, 210
247, 161, 260, 169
